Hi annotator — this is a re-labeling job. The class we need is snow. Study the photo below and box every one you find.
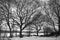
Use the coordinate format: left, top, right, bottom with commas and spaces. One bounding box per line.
10, 36, 60, 40
1, 36, 60, 40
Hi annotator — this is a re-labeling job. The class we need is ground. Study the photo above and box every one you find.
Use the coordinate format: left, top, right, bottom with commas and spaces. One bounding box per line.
1, 36, 60, 40
10, 36, 60, 40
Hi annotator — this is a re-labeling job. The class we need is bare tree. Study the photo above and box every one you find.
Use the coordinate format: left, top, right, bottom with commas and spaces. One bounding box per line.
0, 0, 14, 38
14, 0, 42, 37
49, 0, 60, 35
0, 0, 58, 38
13, 0, 57, 37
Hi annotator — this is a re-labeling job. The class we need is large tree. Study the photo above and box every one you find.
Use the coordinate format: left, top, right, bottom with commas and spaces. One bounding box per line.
0, 0, 15, 38
49, 0, 60, 35
16, 0, 41, 37
14, 0, 57, 37
0, 0, 58, 38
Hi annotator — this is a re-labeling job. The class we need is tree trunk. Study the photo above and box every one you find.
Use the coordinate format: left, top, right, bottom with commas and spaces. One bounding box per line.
37, 31, 38, 36
28, 26, 31, 36
36, 26, 38, 36
9, 27, 12, 37
58, 17, 60, 34
28, 31, 31, 36
54, 17, 60, 36
7, 20, 12, 38
20, 24, 23, 38
0, 27, 1, 38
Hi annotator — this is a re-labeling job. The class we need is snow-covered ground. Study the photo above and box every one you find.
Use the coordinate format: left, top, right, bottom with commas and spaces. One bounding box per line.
10, 36, 60, 40
1, 36, 60, 40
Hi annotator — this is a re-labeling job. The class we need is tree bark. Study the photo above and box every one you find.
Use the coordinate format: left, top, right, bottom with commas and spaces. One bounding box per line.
7, 10, 12, 38
10, 28, 12, 38
20, 26, 22, 37
36, 26, 38, 36
20, 24, 23, 38
58, 17, 60, 34
7, 21, 12, 38
28, 26, 31, 36
20, 17, 23, 38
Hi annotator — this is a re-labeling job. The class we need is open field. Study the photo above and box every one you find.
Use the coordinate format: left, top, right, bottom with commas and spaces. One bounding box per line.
11, 36, 60, 40
1, 36, 60, 40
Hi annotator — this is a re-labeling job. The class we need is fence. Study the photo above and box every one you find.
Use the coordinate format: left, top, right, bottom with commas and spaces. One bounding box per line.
0, 30, 45, 38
